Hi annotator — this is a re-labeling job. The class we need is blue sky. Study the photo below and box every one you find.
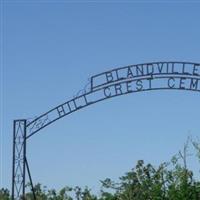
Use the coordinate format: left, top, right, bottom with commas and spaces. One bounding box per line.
1, 0, 200, 194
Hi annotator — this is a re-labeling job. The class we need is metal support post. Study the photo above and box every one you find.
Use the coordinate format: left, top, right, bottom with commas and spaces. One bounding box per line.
12, 120, 27, 200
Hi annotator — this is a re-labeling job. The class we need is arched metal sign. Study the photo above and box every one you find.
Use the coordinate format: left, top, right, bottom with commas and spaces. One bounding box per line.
12, 61, 200, 200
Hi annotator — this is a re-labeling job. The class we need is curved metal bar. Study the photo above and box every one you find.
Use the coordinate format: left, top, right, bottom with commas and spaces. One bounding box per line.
90, 62, 200, 90
91, 61, 200, 81
26, 71, 200, 139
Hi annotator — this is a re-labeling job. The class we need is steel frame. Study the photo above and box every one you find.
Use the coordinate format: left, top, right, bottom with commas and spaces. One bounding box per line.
12, 61, 200, 200
12, 120, 26, 200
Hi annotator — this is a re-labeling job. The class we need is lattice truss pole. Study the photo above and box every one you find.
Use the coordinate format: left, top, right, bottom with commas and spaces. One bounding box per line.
12, 120, 36, 200
12, 120, 26, 200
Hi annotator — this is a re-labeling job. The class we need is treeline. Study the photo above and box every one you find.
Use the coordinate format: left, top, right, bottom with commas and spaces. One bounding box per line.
1, 139, 200, 200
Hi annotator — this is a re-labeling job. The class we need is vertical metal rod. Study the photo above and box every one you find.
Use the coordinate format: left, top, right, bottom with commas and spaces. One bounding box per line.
23, 120, 27, 200
25, 157, 37, 200
12, 121, 16, 200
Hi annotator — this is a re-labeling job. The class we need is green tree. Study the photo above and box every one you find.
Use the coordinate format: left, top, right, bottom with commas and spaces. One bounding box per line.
2, 139, 200, 200
0, 188, 11, 200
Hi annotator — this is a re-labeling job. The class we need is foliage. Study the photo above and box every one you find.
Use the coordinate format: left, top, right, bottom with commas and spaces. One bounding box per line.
2, 140, 200, 200
0, 188, 10, 200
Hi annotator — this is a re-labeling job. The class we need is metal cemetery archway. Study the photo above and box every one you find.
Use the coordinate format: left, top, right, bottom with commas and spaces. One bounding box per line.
12, 61, 200, 200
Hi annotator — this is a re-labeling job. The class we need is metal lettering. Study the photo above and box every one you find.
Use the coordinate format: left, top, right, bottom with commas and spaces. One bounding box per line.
136, 80, 143, 91
168, 77, 175, 88
193, 64, 199, 76
136, 65, 144, 76
157, 63, 164, 73
57, 105, 66, 117
83, 95, 88, 105
115, 70, 120, 80
115, 83, 123, 95
172, 63, 175, 73
67, 102, 72, 112
105, 72, 114, 83
73, 100, 78, 109
104, 87, 111, 97
166, 62, 169, 73
148, 78, 152, 89
91, 62, 200, 90
171, 63, 178, 74
127, 66, 134, 78
182, 63, 187, 74
147, 64, 154, 75
190, 78, 199, 90
179, 77, 186, 89
126, 81, 132, 93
